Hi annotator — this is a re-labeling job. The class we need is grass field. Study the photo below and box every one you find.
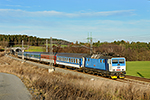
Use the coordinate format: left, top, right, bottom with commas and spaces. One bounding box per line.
126, 61, 150, 79
45, 44, 68, 47
25, 46, 45, 52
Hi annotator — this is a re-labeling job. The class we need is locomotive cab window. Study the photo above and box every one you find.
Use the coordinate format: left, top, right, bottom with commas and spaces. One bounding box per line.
119, 59, 124, 63
112, 59, 118, 64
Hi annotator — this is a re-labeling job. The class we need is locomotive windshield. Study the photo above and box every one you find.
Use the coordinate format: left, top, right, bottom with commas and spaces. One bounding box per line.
112, 59, 118, 64
119, 59, 124, 63
112, 59, 125, 64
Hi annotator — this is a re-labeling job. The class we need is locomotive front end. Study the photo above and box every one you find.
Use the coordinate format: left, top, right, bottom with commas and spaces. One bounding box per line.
109, 57, 126, 79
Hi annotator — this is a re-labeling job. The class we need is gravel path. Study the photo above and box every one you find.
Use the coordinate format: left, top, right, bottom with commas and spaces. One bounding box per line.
0, 73, 32, 100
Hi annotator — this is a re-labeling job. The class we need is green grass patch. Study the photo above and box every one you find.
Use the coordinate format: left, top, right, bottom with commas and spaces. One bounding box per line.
25, 46, 45, 52
126, 61, 150, 78
44, 44, 67, 47
13, 45, 28, 48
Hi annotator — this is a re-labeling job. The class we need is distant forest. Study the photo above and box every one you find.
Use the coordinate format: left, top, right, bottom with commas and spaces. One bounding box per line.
0, 34, 71, 47
0, 34, 150, 61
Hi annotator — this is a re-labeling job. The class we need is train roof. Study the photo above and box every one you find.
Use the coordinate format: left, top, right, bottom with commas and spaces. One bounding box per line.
56, 53, 125, 59
84, 54, 125, 59
56, 53, 89, 58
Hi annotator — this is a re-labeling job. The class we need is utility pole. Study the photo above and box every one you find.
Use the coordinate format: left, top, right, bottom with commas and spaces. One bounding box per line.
46, 39, 48, 52
22, 40, 24, 63
90, 37, 93, 55
28, 39, 30, 50
49, 37, 55, 73
87, 32, 93, 55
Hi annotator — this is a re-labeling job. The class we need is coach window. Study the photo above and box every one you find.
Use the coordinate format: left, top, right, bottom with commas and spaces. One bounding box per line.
88, 58, 90, 61
69, 58, 70, 62
71, 59, 73, 63
67, 58, 68, 62
76, 59, 78, 63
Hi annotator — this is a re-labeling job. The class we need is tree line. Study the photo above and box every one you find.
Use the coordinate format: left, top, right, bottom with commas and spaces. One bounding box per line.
0, 34, 71, 47
0, 35, 150, 61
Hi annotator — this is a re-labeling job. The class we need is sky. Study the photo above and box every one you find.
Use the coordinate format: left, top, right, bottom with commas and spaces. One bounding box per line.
0, 0, 150, 43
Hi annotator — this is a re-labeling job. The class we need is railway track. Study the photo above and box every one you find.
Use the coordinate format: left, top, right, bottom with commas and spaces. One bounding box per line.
5, 54, 150, 86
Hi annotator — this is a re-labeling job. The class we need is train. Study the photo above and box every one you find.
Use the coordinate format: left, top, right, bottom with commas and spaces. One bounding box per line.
17, 52, 126, 79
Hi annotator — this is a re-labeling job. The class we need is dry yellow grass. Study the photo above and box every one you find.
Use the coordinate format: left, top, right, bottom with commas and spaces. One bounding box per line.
0, 55, 150, 100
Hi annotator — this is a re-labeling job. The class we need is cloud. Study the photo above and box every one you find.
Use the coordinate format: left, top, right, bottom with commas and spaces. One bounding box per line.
0, 9, 135, 18
6, 5, 22, 7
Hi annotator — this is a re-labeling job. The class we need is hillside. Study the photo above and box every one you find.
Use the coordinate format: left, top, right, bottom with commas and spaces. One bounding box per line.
0, 34, 71, 47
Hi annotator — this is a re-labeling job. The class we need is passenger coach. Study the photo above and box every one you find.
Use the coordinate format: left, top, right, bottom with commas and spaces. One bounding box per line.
56, 53, 88, 68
